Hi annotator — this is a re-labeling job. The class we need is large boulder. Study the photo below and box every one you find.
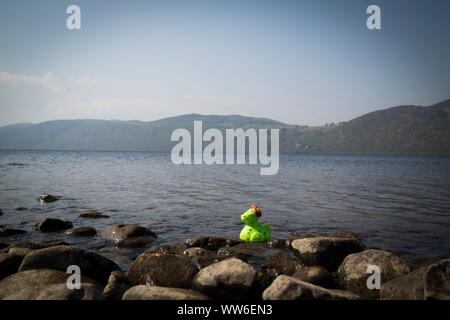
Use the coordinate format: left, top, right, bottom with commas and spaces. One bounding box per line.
123, 285, 211, 300
0, 269, 98, 299
0, 253, 24, 280
3, 282, 104, 300
126, 253, 198, 288
262, 275, 359, 300
185, 236, 242, 251
380, 266, 427, 300
337, 249, 410, 299
33, 218, 73, 232
103, 270, 131, 300
192, 258, 256, 300
145, 243, 187, 255
255, 251, 304, 291
101, 224, 157, 247
291, 237, 365, 271
18, 245, 121, 285
424, 258, 450, 300
183, 247, 219, 269
292, 266, 333, 288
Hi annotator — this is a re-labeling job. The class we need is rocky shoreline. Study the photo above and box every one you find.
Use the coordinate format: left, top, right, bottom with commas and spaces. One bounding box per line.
1, 220, 449, 300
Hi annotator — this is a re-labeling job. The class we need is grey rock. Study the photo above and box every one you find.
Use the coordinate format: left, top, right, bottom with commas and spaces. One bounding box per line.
33, 218, 73, 233
291, 237, 365, 271
19, 245, 121, 285
65, 226, 97, 237
289, 232, 315, 239
292, 266, 333, 288
4, 282, 104, 300
8, 247, 34, 257
262, 275, 359, 300
127, 253, 198, 288
184, 247, 218, 269
123, 285, 211, 300
192, 258, 256, 300
380, 266, 427, 300
185, 236, 242, 251
101, 224, 156, 247
103, 270, 131, 300
145, 243, 188, 255
217, 242, 278, 267
337, 249, 410, 299
38, 193, 59, 203
266, 238, 291, 249
0, 269, 98, 299
15, 207, 28, 211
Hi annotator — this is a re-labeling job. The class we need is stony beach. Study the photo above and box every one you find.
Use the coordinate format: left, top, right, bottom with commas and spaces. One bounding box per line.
1, 195, 449, 300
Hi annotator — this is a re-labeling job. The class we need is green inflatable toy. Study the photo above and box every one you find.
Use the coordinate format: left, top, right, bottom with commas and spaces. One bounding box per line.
240, 205, 271, 242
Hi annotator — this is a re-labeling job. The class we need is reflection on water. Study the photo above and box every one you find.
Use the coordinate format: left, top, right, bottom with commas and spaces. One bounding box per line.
0, 150, 449, 270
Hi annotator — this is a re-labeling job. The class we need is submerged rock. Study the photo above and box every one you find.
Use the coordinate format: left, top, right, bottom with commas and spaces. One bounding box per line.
0, 209, 3, 215
192, 258, 257, 300
18, 245, 121, 286
123, 285, 210, 300
262, 275, 359, 300
101, 224, 157, 247
127, 253, 198, 288
38, 193, 59, 203
33, 218, 73, 233
65, 226, 97, 237
15, 207, 28, 211
103, 270, 131, 300
291, 237, 365, 271
79, 210, 110, 219
0, 228, 27, 237
216, 242, 279, 267
337, 249, 410, 299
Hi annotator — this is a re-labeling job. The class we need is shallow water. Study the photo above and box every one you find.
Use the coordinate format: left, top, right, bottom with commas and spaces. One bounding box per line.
1, 150, 449, 270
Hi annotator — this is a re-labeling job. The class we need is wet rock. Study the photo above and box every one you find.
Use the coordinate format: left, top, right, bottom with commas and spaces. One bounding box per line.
15, 207, 28, 211
79, 210, 110, 219
0, 243, 9, 250
19, 245, 121, 286
33, 218, 73, 233
101, 224, 157, 247
424, 258, 450, 300
65, 226, 97, 237
0, 268, 98, 299
337, 249, 410, 299
262, 275, 359, 300
185, 236, 242, 251
217, 242, 278, 267
0, 228, 27, 237
292, 266, 333, 288
291, 237, 365, 271
0, 240, 69, 254
255, 251, 304, 292
8, 247, 34, 257
4, 282, 105, 300
266, 239, 291, 249
192, 258, 257, 300
145, 243, 187, 255
183, 247, 219, 269
123, 285, 211, 300
103, 270, 131, 300
0, 209, 3, 215
127, 253, 198, 288
289, 232, 315, 239
0, 253, 24, 280
380, 266, 427, 300
38, 193, 59, 203
328, 230, 366, 249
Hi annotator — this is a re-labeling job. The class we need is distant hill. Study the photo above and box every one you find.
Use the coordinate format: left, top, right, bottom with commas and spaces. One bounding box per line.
0, 100, 449, 155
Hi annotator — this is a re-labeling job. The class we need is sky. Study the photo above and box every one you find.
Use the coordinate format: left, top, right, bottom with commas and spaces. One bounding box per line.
0, 0, 449, 126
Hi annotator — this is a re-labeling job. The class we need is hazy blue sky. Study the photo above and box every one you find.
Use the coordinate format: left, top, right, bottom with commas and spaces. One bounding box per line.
0, 0, 449, 126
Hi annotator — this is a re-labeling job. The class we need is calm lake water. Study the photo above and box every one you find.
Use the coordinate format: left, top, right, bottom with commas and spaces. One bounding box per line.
1, 150, 449, 270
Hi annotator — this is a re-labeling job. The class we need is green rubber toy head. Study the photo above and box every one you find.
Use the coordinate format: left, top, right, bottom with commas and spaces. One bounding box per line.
240, 205, 262, 225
